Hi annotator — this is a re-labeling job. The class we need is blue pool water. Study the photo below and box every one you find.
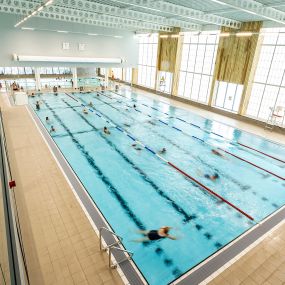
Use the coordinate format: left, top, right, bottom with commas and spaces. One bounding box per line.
29, 90, 285, 285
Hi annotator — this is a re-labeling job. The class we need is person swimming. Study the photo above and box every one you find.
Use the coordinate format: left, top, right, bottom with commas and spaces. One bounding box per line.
159, 148, 166, 154
211, 149, 225, 158
50, 125, 56, 133
134, 226, 176, 242
132, 143, 142, 151
83, 108, 88, 114
88, 102, 93, 107
133, 104, 136, 108
103, 126, 111, 135
45, 117, 50, 124
204, 173, 219, 181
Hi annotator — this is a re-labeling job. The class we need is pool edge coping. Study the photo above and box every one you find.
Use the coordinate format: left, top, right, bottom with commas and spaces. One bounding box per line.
26, 104, 148, 285
26, 97, 285, 285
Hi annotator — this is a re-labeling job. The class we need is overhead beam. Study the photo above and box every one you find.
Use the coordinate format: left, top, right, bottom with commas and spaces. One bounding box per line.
0, 1, 172, 32
208, 0, 285, 24
107, 0, 241, 28
55, 0, 201, 30
41, 5, 173, 32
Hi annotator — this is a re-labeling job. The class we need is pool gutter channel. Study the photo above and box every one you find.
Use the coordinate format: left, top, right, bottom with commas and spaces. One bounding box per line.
27, 105, 147, 285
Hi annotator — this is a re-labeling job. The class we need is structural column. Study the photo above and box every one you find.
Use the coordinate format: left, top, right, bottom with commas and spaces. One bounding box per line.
35, 67, 41, 91
156, 28, 180, 94
208, 21, 262, 114
104, 68, 109, 88
72, 67, 78, 89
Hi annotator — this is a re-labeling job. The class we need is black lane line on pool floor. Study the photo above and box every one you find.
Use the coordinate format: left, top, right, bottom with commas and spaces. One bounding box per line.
62, 98, 227, 248
107, 92, 285, 179
107, 90, 285, 166
91, 93, 284, 188
96, 91, 285, 174
71, 94, 254, 222
42, 100, 184, 278
29, 105, 146, 285
81, 94, 266, 215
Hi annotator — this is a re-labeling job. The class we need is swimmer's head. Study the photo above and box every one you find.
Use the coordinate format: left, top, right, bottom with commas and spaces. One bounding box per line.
161, 226, 171, 234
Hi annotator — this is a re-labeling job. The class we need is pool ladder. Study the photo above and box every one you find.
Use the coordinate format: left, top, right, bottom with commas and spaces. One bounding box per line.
99, 227, 134, 269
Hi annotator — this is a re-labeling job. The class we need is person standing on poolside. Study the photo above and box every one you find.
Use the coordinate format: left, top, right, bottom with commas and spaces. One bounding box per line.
35, 101, 40, 110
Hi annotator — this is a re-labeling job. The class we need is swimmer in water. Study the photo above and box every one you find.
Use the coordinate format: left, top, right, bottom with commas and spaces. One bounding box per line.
50, 125, 56, 133
204, 173, 219, 181
159, 148, 166, 154
88, 102, 93, 107
83, 108, 88, 114
35, 101, 40, 110
103, 126, 111, 135
133, 104, 136, 108
211, 149, 226, 159
124, 123, 131, 127
132, 143, 141, 151
134, 226, 176, 242
45, 116, 50, 124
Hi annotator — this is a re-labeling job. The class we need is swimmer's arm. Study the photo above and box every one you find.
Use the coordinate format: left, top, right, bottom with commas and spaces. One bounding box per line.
167, 235, 177, 240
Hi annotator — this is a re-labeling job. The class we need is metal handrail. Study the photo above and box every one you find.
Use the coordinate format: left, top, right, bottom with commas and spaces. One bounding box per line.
109, 246, 134, 269
99, 227, 123, 251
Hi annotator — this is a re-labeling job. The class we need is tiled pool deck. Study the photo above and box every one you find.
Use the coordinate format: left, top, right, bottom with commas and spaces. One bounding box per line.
1, 88, 285, 285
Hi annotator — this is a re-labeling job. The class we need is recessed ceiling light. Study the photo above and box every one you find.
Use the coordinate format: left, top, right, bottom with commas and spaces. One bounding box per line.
114, 35, 122, 38
219, 32, 230, 37
22, 27, 35, 30
45, 0, 53, 6
236, 32, 253, 37
88, 33, 98, 36
57, 30, 68, 33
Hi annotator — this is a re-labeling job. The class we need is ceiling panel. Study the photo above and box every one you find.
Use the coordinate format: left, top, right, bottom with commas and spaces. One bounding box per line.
2, 0, 285, 33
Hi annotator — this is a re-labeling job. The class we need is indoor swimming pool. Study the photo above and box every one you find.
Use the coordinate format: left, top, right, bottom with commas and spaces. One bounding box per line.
29, 90, 285, 285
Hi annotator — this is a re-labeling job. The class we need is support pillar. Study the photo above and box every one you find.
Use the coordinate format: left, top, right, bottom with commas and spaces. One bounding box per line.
35, 67, 41, 91
72, 67, 78, 89
105, 68, 109, 88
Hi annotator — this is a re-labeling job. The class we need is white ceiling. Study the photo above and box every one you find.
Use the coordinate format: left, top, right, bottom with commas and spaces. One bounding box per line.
1, 0, 285, 33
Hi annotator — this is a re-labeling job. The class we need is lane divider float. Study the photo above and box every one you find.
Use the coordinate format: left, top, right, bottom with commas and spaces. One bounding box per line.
109, 90, 285, 164
65, 92, 255, 222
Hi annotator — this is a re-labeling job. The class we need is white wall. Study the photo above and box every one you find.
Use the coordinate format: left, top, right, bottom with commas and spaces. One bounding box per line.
0, 13, 139, 68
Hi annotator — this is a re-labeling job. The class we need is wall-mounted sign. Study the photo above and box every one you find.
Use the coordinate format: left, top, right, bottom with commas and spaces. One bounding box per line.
62, 42, 70, 50
78, 43, 86, 51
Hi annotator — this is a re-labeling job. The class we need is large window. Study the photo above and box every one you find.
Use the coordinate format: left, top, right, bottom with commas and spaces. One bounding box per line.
157, 71, 172, 94
40, 67, 71, 75
246, 28, 285, 127
178, 31, 219, 104
0, 67, 35, 75
112, 68, 122, 80
137, 34, 158, 89
124, 68, 132, 83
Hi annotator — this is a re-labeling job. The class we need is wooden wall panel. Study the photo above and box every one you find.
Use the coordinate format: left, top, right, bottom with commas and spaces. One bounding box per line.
132, 67, 138, 85
172, 34, 184, 96
214, 22, 262, 85
157, 37, 178, 73
157, 29, 180, 73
